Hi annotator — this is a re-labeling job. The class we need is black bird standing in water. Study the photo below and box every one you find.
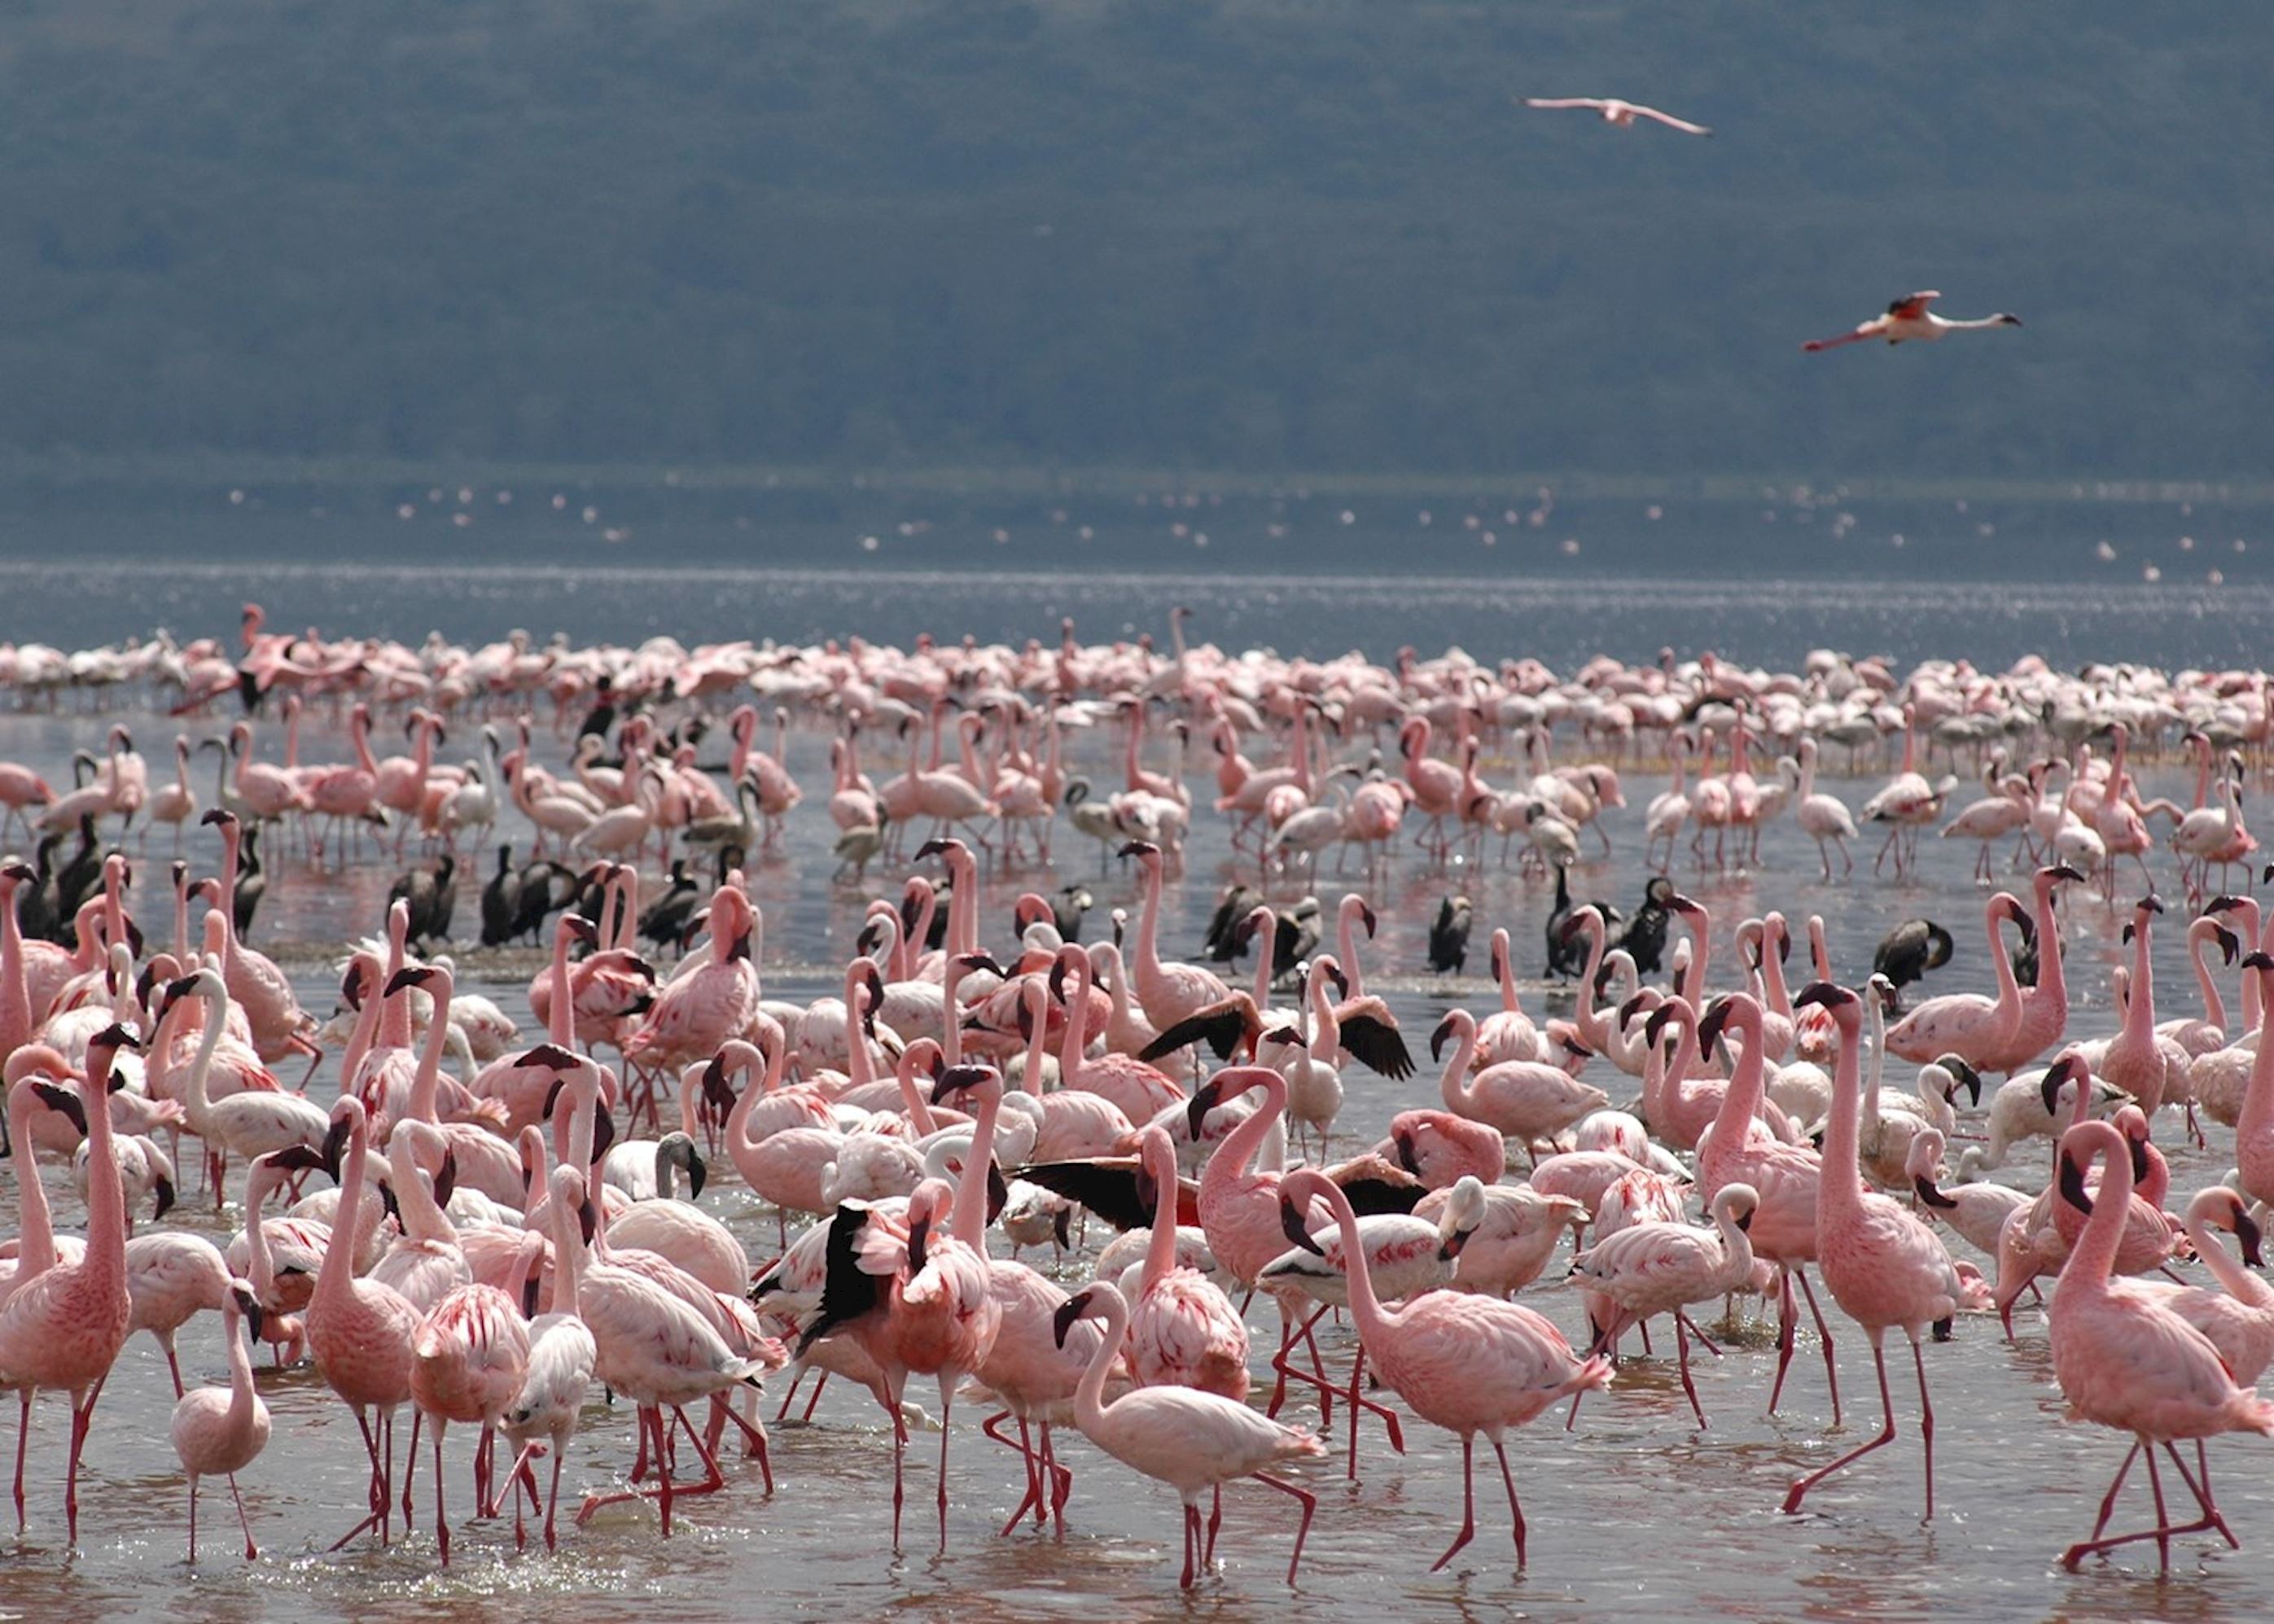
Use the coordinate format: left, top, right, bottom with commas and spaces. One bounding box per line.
1873, 918, 1954, 1009
1427, 895, 1474, 974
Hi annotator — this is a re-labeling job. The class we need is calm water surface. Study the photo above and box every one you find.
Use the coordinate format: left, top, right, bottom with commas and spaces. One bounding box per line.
0, 564, 2267, 1622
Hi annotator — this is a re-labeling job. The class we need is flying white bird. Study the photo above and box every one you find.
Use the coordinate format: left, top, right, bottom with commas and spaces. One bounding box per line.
1803, 291, 2022, 352
1522, 97, 1711, 136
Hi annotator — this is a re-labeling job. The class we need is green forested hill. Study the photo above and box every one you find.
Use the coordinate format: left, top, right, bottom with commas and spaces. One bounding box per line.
3, 2, 2268, 482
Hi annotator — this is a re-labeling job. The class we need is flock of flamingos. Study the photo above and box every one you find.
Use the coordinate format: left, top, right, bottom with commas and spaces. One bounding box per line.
2, 604, 2273, 1593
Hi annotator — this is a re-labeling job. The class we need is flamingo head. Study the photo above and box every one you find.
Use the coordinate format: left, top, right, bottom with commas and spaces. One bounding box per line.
1428, 1010, 1466, 1063
1932, 1056, 1984, 1107
2038, 1053, 2088, 1118
1051, 1287, 1098, 1350
930, 1062, 1000, 1110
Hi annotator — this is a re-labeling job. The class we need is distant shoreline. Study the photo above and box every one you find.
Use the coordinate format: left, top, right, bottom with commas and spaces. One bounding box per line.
0, 453, 2263, 510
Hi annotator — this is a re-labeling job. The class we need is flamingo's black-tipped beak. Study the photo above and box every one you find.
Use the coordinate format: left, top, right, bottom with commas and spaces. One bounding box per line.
1052, 1289, 1095, 1350
1279, 1196, 1324, 1255
1430, 1013, 1458, 1063
2040, 1055, 2083, 1117
1185, 1079, 1222, 1140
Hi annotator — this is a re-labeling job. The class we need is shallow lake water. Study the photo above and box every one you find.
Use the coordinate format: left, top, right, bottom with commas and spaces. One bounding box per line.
0, 564, 2267, 1622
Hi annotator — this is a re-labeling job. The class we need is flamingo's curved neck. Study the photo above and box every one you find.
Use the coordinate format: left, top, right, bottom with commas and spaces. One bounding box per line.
405, 974, 454, 1124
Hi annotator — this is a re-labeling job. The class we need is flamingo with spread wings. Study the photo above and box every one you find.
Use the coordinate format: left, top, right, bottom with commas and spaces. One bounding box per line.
1803, 291, 2022, 352
1523, 96, 1711, 135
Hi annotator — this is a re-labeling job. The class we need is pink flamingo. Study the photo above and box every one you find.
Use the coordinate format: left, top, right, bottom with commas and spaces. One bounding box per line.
1569, 1182, 1759, 1429
623, 885, 761, 1077
498, 1233, 597, 1551
1185, 1066, 1375, 1427
931, 1066, 1103, 1536
1793, 737, 1858, 878
0, 1026, 138, 1542
223, 719, 309, 826
1116, 839, 1233, 1038
1374, 1108, 1506, 1189
799, 1063, 1007, 1546
304, 1095, 420, 1548
1430, 1008, 1606, 1156
1859, 705, 1954, 878
124, 1230, 231, 1398
2048, 1118, 2274, 1571
1694, 993, 1842, 1420
1981, 864, 2085, 1074
0, 759, 52, 838
1125, 1123, 1251, 1399
1049, 945, 1185, 1122
168, 964, 329, 1202
1882, 891, 2030, 1068
1474, 928, 1544, 1065
1783, 981, 1987, 1519
795, 1171, 1001, 1549
410, 1280, 532, 1564
147, 736, 197, 851
1277, 1167, 1612, 1571
552, 1165, 773, 1536
1054, 1279, 1323, 1588
198, 812, 318, 1063
2230, 953, 2274, 1212
169, 1276, 270, 1562
1396, 714, 1464, 860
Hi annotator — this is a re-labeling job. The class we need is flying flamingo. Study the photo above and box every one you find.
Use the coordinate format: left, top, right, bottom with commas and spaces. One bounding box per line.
1522, 95, 1711, 135
169, 1276, 271, 1563
1783, 982, 1987, 1520
1276, 1167, 1611, 1571
2048, 1118, 2274, 1571
1803, 291, 2022, 352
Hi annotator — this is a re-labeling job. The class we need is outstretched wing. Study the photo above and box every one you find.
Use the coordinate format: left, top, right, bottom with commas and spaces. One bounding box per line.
1016, 1158, 1151, 1231
1337, 1010, 1416, 1080
1633, 104, 1712, 136
1802, 324, 1876, 353
1887, 291, 1941, 319
1523, 97, 1606, 111
1141, 1000, 1251, 1063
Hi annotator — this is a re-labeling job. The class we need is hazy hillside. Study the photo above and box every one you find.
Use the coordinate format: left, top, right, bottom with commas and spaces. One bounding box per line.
3, 1, 2269, 482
